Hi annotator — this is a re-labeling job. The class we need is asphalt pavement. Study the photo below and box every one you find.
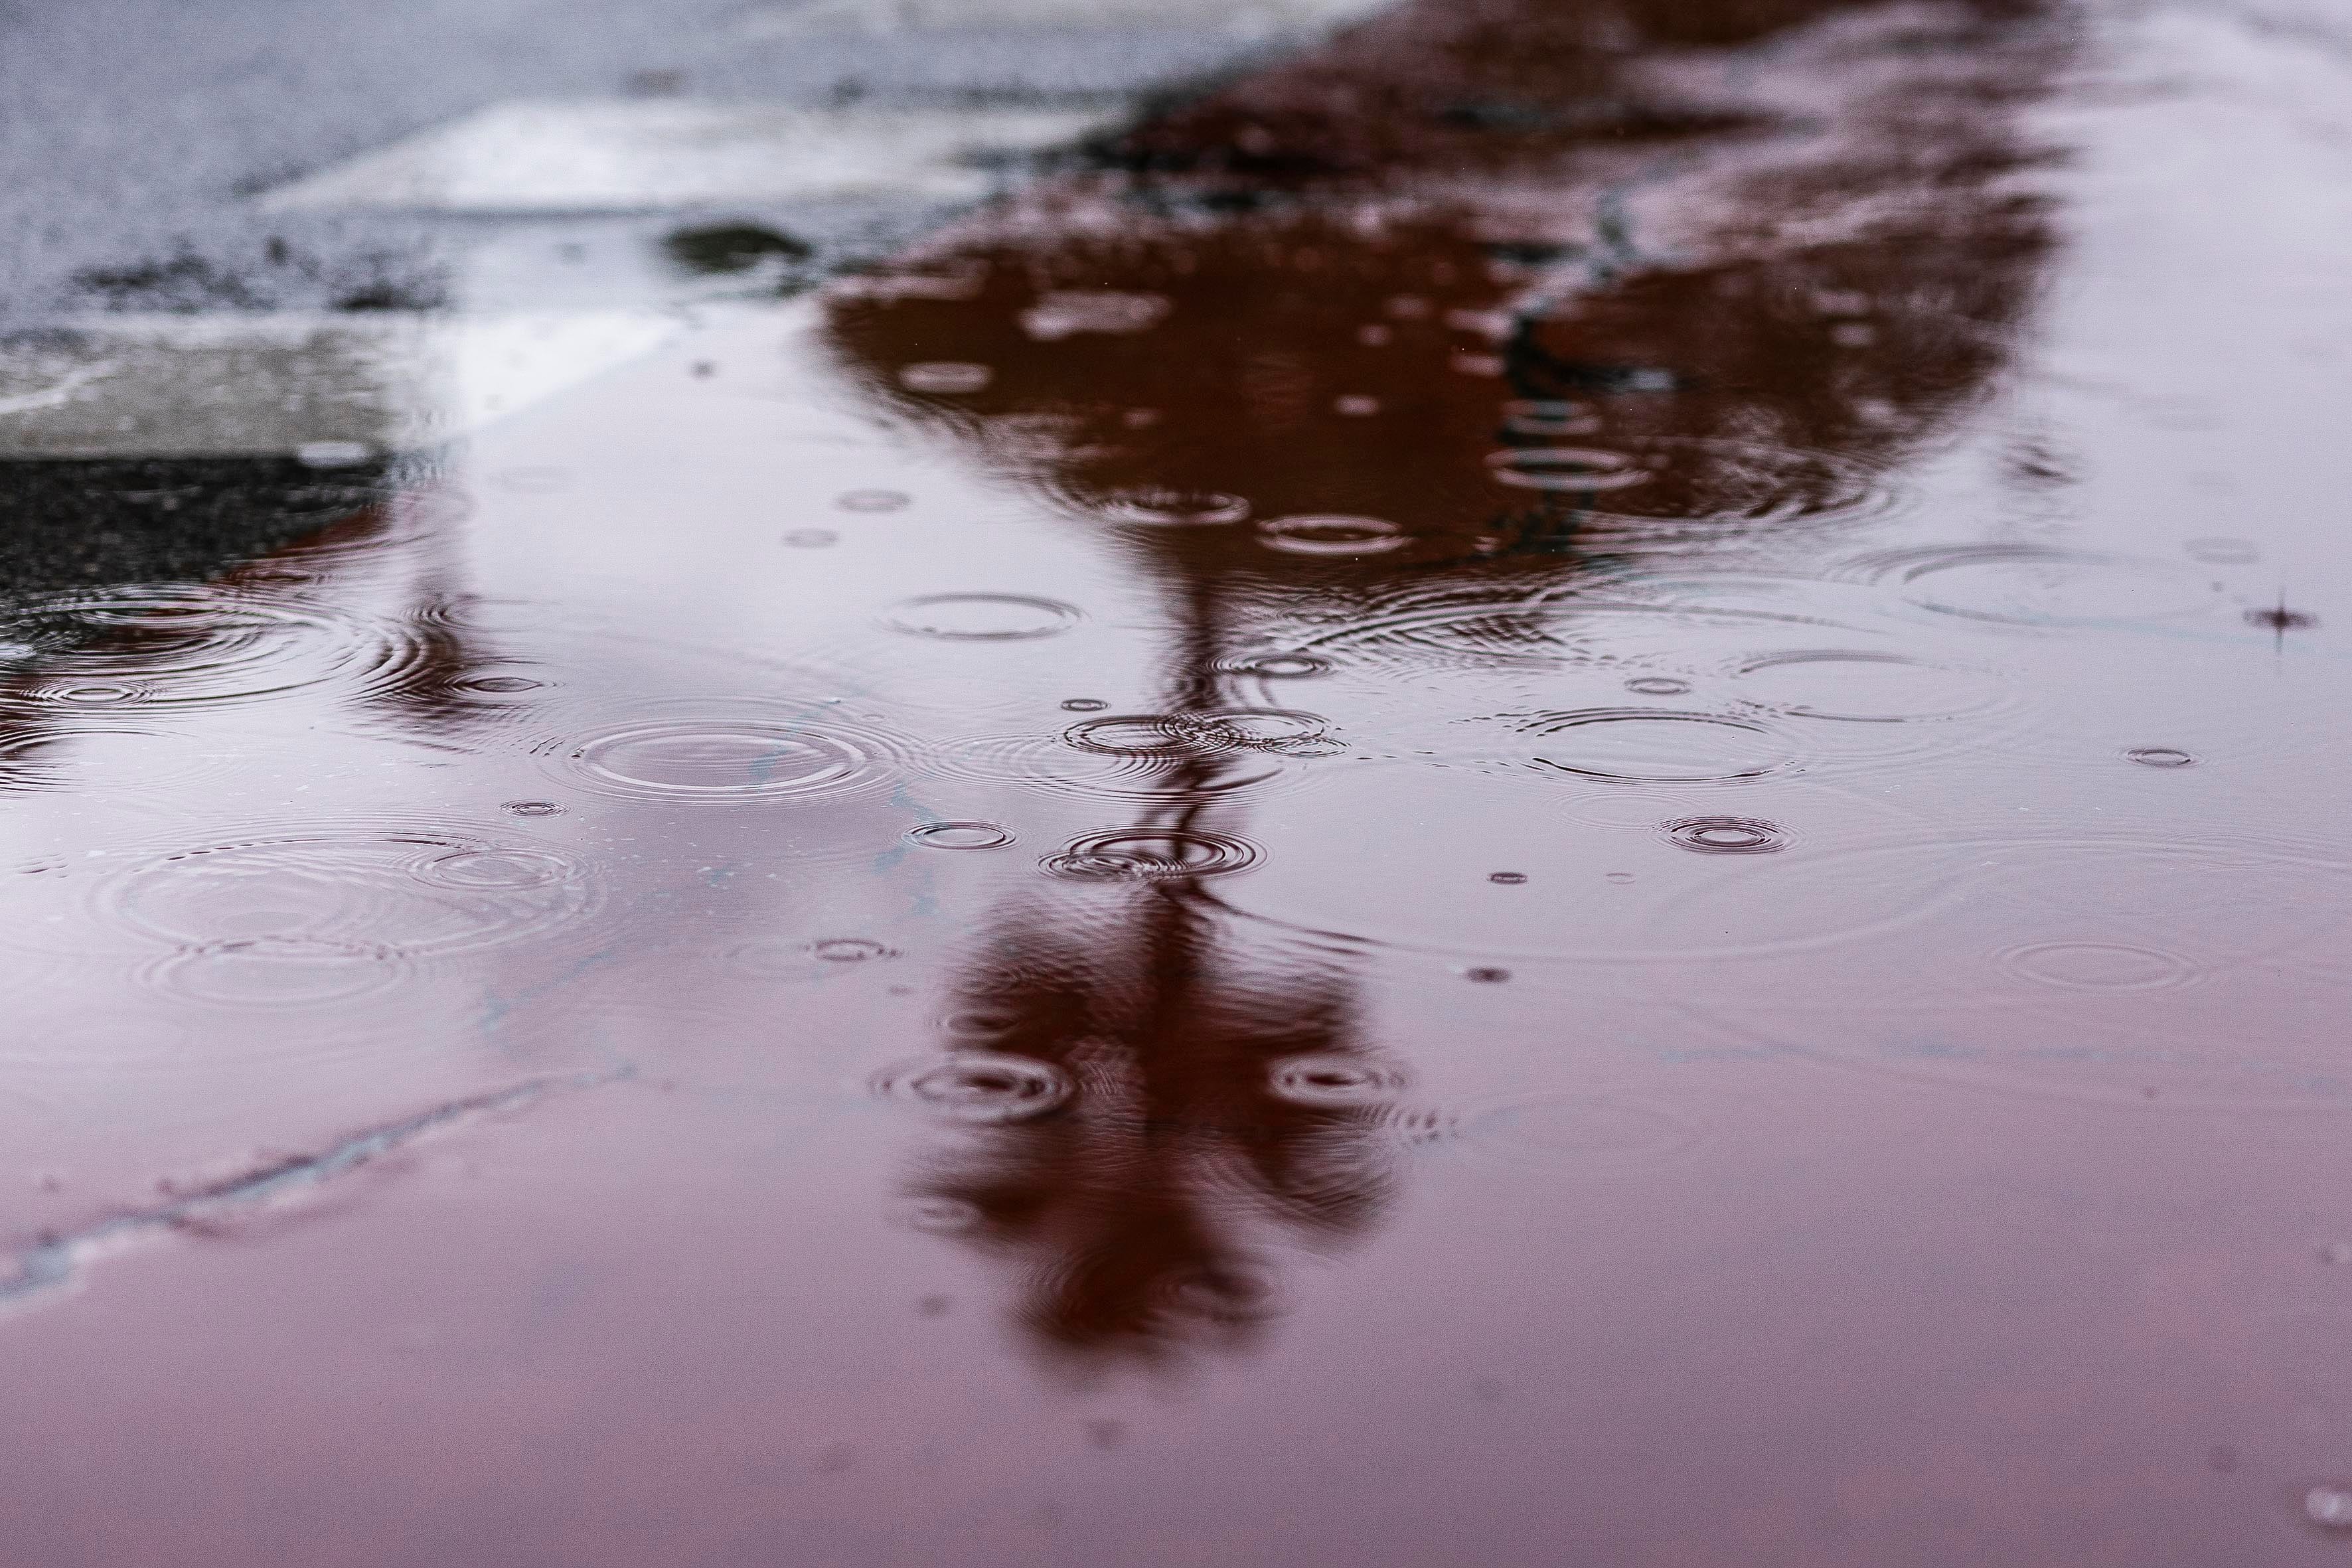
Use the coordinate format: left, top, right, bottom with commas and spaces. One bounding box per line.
0, 0, 1388, 590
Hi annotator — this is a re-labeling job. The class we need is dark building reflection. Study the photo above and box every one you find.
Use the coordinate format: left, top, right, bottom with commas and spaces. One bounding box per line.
828, 0, 2062, 1363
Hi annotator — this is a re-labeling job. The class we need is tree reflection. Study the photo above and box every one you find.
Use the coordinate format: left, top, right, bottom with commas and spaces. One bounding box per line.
911, 879, 1395, 1364
830, 0, 2062, 1365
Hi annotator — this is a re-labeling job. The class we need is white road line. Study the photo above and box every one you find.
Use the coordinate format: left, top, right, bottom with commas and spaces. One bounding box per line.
258, 100, 1121, 215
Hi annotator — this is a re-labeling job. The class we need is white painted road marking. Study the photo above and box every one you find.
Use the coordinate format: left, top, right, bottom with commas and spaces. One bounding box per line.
258, 100, 1121, 214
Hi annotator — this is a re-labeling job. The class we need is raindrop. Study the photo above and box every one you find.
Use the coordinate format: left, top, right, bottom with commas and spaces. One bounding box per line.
921, 732, 1287, 807
838, 489, 910, 512
872, 1054, 1070, 1123
1605, 872, 1636, 884
1485, 447, 1651, 493
2304, 1484, 2352, 1533
1162, 1261, 1281, 1326
455, 674, 542, 696
1059, 698, 1109, 712
905, 822, 1016, 851
1663, 817, 1790, 854
2246, 601, 2319, 634
1464, 967, 1511, 984
1535, 437, 1883, 530
898, 1196, 982, 1233
2124, 747, 2195, 769
1624, 676, 1691, 697
723, 935, 900, 980
1190, 709, 1335, 753
898, 362, 992, 395
1521, 710, 1795, 784
569, 720, 873, 799
1267, 1055, 1407, 1108
1061, 714, 1213, 758
1040, 828, 1263, 882
785, 528, 838, 548
1735, 651, 2002, 724
46, 683, 139, 705
1019, 291, 1169, 340
1258, 514, 1407, 557
1488, 872, 1527, 885
811, 938, 896, 963
1997, 941, 2194, 992
1099, 489, 1251, 527
1334, 395, 1381, 417
1216, 649, 1332, 679
938, 1005, 1021, 1041
503, 800, 563, 817
1876, 544, 2216, 626
416, 848, 573, 891
0, 586, 431, 711
1062, 708, 1332, 758
882, 593, 1081, 641
144, 937, 396, 1009
102, 830, 597, 967
1502, 400, 1599, 437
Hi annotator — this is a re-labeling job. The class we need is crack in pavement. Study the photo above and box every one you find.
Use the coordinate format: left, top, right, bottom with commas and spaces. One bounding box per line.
0, 1065, 631, 1315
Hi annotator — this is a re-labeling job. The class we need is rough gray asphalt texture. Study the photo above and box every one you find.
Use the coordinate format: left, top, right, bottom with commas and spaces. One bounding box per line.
0, 0, 1283, 326
0, 0, 1324, 595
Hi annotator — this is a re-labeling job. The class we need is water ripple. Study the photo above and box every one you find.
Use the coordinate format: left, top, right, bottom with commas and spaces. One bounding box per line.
1857, 544, 2219, 626
0, 586, 435, 712
554, 702, 911, 803
882, 593, 1083, 641
1517, 709, 1796, 784
872, 1053, 1072, 1123
1040, 828, 1265, 882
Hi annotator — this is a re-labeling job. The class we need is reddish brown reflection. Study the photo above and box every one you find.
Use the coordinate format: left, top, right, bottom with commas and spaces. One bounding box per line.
911, 885, 1396, 1365
826, 0, 2063, 1362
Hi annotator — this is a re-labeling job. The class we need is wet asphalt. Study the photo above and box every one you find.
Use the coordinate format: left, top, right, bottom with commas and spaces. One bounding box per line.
3, 1, 2352, 1559
0, 0, 1309, 328
0, 0, 1361, 593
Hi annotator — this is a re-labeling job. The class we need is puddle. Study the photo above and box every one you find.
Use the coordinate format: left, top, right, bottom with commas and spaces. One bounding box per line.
2, 0, 2350, 1561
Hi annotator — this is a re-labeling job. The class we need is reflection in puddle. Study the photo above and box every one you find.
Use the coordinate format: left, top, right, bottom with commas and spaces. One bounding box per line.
3, 0, 2351, 1557
897, 899, 1397, 1362
807, 0, 2082, 1372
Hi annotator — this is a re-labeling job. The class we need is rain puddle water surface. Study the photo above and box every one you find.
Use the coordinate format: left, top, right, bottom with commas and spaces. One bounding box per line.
3, 0, 2351, 1562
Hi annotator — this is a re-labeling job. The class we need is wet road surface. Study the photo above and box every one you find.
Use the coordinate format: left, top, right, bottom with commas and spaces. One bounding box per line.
3, 0, 2351, 1562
